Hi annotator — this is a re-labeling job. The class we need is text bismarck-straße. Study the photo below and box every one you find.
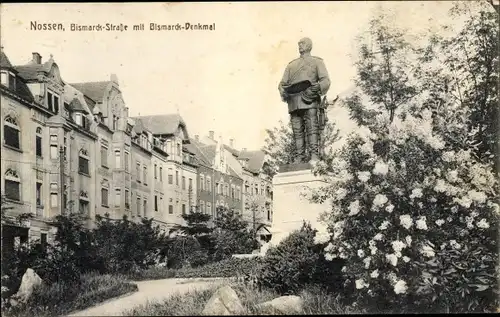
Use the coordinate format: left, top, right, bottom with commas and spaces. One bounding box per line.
29, 21, 217, 32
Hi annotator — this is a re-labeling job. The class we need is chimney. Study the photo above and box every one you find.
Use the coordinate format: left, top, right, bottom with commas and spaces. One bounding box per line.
32, 52, 42, 64
209, 130, 214, 140
229, 138, 234, 148
194, 134, 199, 141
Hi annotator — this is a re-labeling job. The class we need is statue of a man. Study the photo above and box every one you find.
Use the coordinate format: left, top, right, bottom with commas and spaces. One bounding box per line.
278, 37, 330, 164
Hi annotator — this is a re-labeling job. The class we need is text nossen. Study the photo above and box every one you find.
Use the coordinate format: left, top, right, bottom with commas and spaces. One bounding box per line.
30, 21, 65, 31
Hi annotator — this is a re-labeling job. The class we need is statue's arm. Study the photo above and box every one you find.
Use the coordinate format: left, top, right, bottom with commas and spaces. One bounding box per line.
278, 66, 290, 101
317, 60, 331, 95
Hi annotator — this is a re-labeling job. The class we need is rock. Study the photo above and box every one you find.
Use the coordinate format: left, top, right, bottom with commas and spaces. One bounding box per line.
256, 295, 304, 314
202, 285, 245, 315
12, 268, 43, 303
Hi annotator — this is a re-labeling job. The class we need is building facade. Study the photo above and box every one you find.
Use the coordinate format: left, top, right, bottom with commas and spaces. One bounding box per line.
1, 49, 273, 250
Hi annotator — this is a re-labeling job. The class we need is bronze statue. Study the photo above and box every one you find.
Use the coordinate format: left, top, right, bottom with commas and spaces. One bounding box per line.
278, 37, 330, 165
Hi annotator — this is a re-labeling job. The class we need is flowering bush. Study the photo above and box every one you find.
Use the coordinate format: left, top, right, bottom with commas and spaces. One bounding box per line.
312, 110, 499, 312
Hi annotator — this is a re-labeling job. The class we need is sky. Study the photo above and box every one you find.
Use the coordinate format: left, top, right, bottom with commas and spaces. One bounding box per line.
1, 2, 461, 151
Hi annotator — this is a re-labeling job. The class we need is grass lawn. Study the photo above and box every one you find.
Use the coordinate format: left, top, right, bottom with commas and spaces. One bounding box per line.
124, 282, 358, 316
2, 272, 138, 317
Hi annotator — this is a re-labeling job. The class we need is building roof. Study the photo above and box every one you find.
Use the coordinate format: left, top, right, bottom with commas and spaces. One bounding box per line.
238, 150, 266, 174
69, 98, 88, 114
69, 81, 111, 103
132, 114, 188, 136
224, 144, 240, 157
1, 51, 35, 103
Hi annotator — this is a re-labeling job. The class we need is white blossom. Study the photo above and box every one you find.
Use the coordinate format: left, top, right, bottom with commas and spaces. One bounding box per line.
385, 204, 394, 213
357, 171, 371, 182
454, 196, 473, 208
420, 244, 435, 257
435, 219, 445, 227
370, 269, 379, 278
324, 243, 334, 253
403, 256, 410, 263
392, 240, 406, 253
467, 190, 487, 204
379, 220, 390, 230
476, 218, 490, 229
416, 216, 428, 230
373, 233, 384, 241
394, 280, 408, 294
449, 240, 461, 250
363, 256, 371, 269
335, 188, 347, 200
399, 215, 413, 230
447, 170, 459, 183
373, 194, 388, 208
410, 188, 423, 199
373, 161, 389, 176
348, 200, 361, 216
357, 249, 365, 258
442, 151, 455, 162
355, 279, 369, 289
405, 235, 412, 246
325, 253, 334, 261
386, 253, 398, 266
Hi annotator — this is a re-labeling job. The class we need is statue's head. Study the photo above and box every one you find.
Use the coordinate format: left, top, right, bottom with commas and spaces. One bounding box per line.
298, 37, 313, 54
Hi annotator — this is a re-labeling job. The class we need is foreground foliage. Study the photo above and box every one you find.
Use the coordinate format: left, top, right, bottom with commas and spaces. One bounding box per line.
2, 272, 138, 317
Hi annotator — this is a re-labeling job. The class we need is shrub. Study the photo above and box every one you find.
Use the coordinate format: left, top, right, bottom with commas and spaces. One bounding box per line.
2, 272, 138, 317
256, 222, 344, 295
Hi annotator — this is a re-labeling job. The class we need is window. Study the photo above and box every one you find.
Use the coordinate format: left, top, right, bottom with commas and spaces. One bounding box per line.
124, 151, 129, 172
113, 115, 119, 131
215, 182, 219, 195
101, 143, 108, 167
115, 150, 121, 169
5, 169, 21, 201
143, 166, 147, 185
200, 201, 205, 214
175, 171, 179, 186
200, 175, 205, 191
36, 127, 42, 157
177, 143, 181, 156
143, 199, 147, 214
155, 195, 158, 212
75, 113, 82, 126
35, 182, 43, 206
101, 181, 109, 207
207, 176, 211, 192
267, 208, 271, 221
78, 149, 90, 175
231, 185, 235, 199
49, 135, 58, 159
125, 189, 130, 209
182, 176, 186, 190
115, 188, 121, 207
168, 205, 173, 214
4, 116, 20, 149
154, 164, 157, 179
207, 202, 212, 217
1, 71, 16, 90
160, 197, 163, 213
53, 95, 60, 114
79, 198, 89, 215
182, 204, 186, 214
136, 162, 141, 182
50, 183, 58, 207
159, 167, 163, 181
188, 178, 193, 191
136, 196, 141, 216
168, 169, 173, 184
63, 132, 68, 161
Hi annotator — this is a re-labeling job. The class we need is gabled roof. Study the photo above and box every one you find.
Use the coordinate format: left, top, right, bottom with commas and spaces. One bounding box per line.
70, 81, 111, 103
238, 150, 266, 174
1, 51, 34, 103
69, 98, 88, 114
14, 57, 57, 82
132, 114, 188, 137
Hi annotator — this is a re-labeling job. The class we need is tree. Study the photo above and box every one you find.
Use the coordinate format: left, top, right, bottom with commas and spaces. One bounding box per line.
262, 120, 341, 178
310, 6, 499, 313
172, 209, 213, 236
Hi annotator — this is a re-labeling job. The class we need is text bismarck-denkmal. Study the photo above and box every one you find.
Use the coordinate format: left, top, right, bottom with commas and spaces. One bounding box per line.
30, 21, 217, 32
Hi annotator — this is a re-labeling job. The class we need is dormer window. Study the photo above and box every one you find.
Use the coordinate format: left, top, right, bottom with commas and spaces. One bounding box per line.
47, 90, 60, 114
75, 113, 82, 126
0, 71, 16, 90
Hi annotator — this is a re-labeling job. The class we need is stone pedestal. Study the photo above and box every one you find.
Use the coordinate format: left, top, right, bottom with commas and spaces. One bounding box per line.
268, 163, 330, 247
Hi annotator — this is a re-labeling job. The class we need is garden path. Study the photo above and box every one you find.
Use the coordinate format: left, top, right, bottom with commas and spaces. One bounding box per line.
67, 277, 228, 316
